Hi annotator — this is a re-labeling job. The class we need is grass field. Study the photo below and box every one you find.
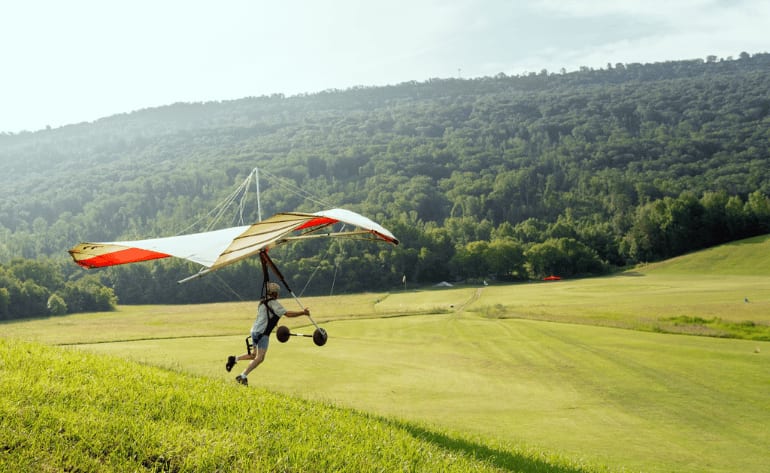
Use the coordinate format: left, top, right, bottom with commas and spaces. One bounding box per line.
6, 337, 583, 473
3, 236, 770, 472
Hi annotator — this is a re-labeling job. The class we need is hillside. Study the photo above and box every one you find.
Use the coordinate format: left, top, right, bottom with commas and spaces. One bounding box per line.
0, 338, 592, 473
640, 234, 770, 276
473, 234, 770, 340
1, 53, 770, 305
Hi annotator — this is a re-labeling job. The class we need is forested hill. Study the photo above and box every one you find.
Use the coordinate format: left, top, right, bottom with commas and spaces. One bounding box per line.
1, 52, 770, 307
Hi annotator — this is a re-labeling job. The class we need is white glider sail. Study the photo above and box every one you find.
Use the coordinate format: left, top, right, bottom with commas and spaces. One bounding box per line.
69, 209, 399, 274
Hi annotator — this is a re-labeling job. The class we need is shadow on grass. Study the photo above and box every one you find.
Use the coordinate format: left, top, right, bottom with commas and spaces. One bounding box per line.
388, 419, 594, 473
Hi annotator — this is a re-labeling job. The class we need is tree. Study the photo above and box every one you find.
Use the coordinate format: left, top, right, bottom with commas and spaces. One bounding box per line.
621, 199, 672, 263
416, 227, 455, 282
745, 191, 770, 235
20, 280, 49, 317
61, 276, 117, 313
47, 294, 68, 316
451, 241, 489, 280
0, 287, 9, 320
8, 258, 64, 291
525, 238, 605, 278
485, 238, 526, 280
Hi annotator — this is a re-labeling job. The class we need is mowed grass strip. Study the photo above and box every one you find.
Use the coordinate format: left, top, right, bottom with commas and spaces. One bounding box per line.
473, 236, 770, 340
0, 289, 474, 347
75, 313, 770, 473
476, 274, 770, 338
0, 338, 595, 473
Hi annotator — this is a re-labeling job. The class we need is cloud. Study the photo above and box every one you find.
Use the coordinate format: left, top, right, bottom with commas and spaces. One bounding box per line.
505, 0, 770, 73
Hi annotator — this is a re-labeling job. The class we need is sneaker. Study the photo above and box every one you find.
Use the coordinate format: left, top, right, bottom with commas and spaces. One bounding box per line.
235, 374, 248, 386
226, 355, 236, 372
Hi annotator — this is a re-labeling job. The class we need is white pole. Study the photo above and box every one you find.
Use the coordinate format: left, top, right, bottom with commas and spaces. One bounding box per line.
255, 167, 262, 222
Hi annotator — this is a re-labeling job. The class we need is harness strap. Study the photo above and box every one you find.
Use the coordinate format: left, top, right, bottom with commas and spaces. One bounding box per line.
253, 297, 280, 344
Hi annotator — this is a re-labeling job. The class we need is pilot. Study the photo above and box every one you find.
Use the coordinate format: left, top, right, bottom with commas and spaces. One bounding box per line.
225, 282, 309, 385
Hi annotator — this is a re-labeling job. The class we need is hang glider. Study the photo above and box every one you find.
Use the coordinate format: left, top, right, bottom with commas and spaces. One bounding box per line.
68, 208, 399, 281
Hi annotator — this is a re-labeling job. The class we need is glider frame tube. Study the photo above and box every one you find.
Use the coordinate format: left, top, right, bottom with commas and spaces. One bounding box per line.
259, 250, 321, 331
177, 268, 212, 284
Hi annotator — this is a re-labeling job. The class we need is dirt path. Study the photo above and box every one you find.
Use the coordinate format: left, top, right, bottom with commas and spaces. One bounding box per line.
453, 286, 484, 313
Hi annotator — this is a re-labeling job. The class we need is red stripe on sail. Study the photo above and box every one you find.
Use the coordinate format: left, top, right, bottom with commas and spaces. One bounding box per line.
75, 248, 171, 268
296, 217, 337, 230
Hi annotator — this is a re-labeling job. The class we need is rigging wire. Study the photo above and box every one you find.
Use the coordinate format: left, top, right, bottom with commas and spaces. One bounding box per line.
329, 263, 338, 296
258, 167, 337, 210
254, 167, 345, 297
179, 166, 338, 236
212, 272, 246, 301
174, 165, 345, 299
297, 224, 346, 297
175, 171, 254, 235
207, 172, 253, 231
237, 176, 249, 226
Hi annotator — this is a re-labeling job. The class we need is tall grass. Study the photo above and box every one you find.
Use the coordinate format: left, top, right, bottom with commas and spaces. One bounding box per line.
0, 338, 598, 473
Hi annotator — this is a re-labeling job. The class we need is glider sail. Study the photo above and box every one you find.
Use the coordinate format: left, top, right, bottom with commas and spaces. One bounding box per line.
69, 208, 399, 275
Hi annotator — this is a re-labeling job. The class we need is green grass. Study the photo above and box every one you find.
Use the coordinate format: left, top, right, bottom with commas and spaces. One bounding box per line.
3, 235, 770, 472
474, 274, 770, 339
641, 234, 770, 276
59, 313, 769, 473
470, 235, 770, 340
0, 338, 593, 473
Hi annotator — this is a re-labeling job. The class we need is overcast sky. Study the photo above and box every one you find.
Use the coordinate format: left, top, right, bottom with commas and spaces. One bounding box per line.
1, 0, 768, 133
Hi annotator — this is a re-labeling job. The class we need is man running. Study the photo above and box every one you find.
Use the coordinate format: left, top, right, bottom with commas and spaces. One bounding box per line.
225, 282, 309, 385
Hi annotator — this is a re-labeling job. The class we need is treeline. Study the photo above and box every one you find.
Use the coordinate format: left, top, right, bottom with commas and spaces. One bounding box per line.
0, 259, 116, 320
3, 186, 769, 313
101, 188, 770, 305
1, 53, 770, 314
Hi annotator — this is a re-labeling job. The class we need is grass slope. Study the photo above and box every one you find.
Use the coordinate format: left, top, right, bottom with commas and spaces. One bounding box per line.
3, 237, 770, 472
0, 338, 593, 473
641, 234, 770, 276
473, 235, 770, 340
66, 314, 769, 473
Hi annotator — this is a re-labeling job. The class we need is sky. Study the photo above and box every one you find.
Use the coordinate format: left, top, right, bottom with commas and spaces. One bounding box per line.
1, 0, 769, 133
